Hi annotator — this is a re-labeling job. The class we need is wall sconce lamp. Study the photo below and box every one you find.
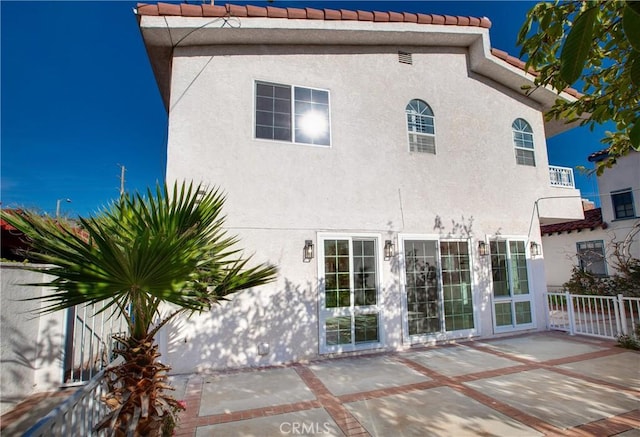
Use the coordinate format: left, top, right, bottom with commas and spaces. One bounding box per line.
478, 241, 489, 256
530, 241, 541, 257
303, 240, 314, 262
384, 240, 394, 260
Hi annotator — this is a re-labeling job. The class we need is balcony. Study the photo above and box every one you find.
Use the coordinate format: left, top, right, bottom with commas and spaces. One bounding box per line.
539, 165, 583, 224
549, 165, 575, 188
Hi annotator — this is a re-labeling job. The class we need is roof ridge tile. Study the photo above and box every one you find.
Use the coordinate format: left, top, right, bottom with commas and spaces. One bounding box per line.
136, 2, 492, 28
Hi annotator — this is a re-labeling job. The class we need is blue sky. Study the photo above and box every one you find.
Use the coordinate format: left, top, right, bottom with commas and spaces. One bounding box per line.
1, 0, 606, 218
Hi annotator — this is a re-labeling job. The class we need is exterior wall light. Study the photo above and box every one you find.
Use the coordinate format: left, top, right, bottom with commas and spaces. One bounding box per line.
530, 241, 541, 257
478, 241, 489, 256
303, 240, 314, 262
384, 240, 394, 260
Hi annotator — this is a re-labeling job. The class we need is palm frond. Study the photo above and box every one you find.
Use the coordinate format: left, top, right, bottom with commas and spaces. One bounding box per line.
1, 181, 277, 340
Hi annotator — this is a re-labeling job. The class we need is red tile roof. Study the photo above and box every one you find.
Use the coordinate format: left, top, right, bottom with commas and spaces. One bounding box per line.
490, 48, 582, 99
588, 148, 610, 162
136, 2, 493, 28
541, 208, 607, 236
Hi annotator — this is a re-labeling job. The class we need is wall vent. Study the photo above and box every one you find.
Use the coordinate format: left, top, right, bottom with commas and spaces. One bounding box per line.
398, 51, 413, 65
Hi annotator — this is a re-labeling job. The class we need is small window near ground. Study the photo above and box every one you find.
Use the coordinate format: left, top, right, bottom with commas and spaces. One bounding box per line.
406, 99, 435, 154
611, 189, 635, 220
577, 240, 607, 277
512, 118, 535, 166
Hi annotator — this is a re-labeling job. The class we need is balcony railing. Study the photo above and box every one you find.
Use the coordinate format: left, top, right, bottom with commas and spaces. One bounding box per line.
549, 165, 575, 188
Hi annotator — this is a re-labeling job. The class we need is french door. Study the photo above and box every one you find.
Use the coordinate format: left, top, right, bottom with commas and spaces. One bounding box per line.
490, 240, 535, 332
318, 236, 382, 353
401, 238, 475, 343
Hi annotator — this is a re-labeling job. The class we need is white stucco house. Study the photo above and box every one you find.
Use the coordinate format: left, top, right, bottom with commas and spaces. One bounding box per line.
541, 150, 640, 290
135, 2, 584, 373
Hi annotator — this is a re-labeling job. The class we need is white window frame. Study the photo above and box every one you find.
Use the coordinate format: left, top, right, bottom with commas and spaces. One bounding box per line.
512, 118, 535, 167
405, 99, 436, 154
398, 234, 478, 345
317, 233, 385, 354
486, 235, 536, 333
254, 80, 332, 148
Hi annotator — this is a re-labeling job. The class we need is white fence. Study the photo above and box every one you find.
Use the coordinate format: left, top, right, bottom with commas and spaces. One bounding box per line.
22, 358, 122, 437
63, 302, 128, 384
546, 292, 640, 339
549, 165, 575, 188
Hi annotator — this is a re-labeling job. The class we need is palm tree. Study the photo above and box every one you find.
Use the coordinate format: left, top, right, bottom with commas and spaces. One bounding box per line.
1, 182, 277, 436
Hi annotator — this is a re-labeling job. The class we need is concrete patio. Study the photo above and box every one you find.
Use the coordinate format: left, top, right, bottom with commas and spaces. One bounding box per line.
168, 332, 639, 436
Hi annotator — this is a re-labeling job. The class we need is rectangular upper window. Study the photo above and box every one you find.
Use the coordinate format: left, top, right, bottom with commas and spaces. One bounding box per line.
255, 81, 330, 146
576, 240, 607, 277
611, 189, 635, 219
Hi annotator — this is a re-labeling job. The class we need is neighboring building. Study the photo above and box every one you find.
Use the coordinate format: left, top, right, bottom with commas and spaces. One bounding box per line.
1, 211, 28, 261
541, 150, 640, 290
136, 3, 584, 373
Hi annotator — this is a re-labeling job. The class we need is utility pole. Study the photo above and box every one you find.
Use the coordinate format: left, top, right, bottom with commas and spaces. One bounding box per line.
118, 164, 126, 197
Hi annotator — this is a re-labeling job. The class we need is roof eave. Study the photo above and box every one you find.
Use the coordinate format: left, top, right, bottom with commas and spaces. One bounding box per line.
138, 14, 580, 132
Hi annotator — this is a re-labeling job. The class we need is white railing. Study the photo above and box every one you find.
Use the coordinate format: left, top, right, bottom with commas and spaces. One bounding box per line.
546, 292, 640, 339
64, 302, 128, 384
549, 165, 575, 188
23, 358, 122, 437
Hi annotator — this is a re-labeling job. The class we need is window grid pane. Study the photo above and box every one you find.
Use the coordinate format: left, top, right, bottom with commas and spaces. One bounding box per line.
577, 240, 607, 276
355, 314, 379, 344
409, 133, 436, 154
404, 240, 440, 335
256, 82, 330, 146
512, 118, 535, 166
406, 99, 436, 154
326, 316, 352, 345
495, 302, 513, 327
515, 302, 532, 325
490, 241, 509, 297
440, 241, 474, 331
322, 238, 379, 349
353, 240, 377, 306
509, 241, 529, 295
255, 83, 292, 141
612, 191, 635, 219
490, 239, 533, 328
515, 148, 536, 166
324, 240, 351, 308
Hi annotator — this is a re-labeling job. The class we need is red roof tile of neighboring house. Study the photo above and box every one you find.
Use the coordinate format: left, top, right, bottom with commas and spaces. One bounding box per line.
541, 208, 607, 236
136, 2, 493, 28
588, 148, 610, 162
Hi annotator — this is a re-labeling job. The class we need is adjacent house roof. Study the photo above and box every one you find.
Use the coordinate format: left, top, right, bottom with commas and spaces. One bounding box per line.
541, 208, 607, 236
588, 148, 610, 162
136, 2, 580, 137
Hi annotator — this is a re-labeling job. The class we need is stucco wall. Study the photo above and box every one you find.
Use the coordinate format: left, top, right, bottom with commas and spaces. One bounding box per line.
160, 44, 579, 372
541, 152, 639, 291
0, 264, 64, 414
597, 152, 640, 262
598, 151, 640, 225
541, 229, 611, 291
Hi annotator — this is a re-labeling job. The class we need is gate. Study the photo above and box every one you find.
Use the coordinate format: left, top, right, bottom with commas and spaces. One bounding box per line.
63, 302, 128, 384
546, 292, 640, 339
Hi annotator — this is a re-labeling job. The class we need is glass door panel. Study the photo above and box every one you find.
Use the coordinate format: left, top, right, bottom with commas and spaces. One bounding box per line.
490, 240, 533, 331
320, 238, 380, 353
440, 241, 474, 331
404, 240, 440, 335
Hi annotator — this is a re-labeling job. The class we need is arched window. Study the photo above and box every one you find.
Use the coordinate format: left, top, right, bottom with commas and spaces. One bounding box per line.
512, 118, 535, 166
406, 99, 435, 154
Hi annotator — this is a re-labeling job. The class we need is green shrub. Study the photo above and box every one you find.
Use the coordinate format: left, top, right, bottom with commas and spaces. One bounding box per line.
617, 324, 640, 350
